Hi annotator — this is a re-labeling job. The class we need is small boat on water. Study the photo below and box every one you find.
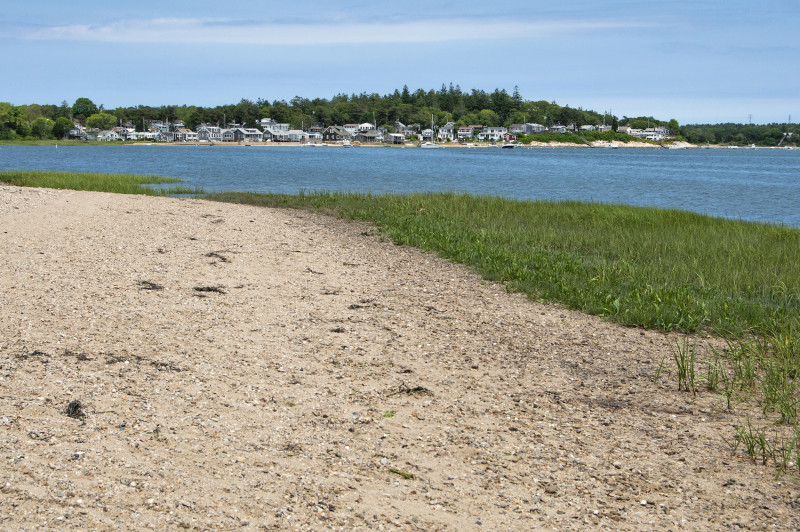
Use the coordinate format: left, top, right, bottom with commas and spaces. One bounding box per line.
419, 115, 442, 149
420, 141, 442, 149
501, 143, 515, 149
604, 143, 619, 149
342, 139, 352, 148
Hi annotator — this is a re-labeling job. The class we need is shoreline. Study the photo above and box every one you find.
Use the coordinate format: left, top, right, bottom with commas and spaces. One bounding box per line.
1, 185, 796, 529
8, 140, 798, 149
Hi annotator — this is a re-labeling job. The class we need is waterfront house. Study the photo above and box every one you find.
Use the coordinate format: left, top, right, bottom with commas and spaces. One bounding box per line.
355, 130, 382, 143
222, 128, 264, 142
343, 124, 360, 135
174, 128, 198, 142
509, 123, 547, 135
549, 125, 568, 134
268, 128, 290, 142
287, 130, 308, 142
260, 118, 289, 132
322, 126, 353, 143
421, 128, 434, 141
478, 126, 507, 141
458, 126, 484, 140
147, 120, 171, 134
394, 121, 419, 138
127, 131, 159, 141
386, 133, 405, 145
437, 122, 455, 142
196, 125, 223, 143
96, 130, 120, 142
68, 125, 88, 139
527, 123, 546, 134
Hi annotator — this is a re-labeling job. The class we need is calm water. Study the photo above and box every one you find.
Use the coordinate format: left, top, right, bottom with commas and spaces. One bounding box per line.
2, 145, 799, 227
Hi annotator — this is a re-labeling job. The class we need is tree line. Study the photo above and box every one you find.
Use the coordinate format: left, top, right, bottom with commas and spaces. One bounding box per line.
1, 84, 797, 146
680, 123, 798, 146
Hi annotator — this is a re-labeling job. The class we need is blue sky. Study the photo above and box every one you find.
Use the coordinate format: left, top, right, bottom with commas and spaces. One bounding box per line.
2, 1, 797, 124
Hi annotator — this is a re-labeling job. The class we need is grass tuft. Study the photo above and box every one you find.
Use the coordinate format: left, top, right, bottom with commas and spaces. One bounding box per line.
0, 170, 202, 196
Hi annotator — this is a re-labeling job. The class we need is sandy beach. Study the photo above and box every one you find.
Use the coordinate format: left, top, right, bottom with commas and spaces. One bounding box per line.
1, 185, 797, 530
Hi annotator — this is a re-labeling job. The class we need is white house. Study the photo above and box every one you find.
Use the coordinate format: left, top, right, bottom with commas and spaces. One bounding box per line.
174, 128, 198, 142
287, 130, 308, 142
127, 131, 159, 141
96, 130, 120, 142
478, 126, 507, 141
438, 122, 455, 142
458, 126, 480, 140
343, 124, 360, 135
260, 118, 289, 132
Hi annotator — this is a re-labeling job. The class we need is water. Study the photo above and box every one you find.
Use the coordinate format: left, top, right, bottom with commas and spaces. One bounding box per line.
2, 145, 799, 227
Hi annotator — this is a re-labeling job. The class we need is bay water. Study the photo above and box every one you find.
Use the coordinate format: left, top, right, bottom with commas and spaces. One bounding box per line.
1, 145, 798, 227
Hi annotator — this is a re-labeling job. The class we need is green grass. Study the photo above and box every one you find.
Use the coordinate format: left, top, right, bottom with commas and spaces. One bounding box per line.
207, 191, 799, 338
581, 131, 659, 144
0, 170, 202, 196
517, 132, 587, 144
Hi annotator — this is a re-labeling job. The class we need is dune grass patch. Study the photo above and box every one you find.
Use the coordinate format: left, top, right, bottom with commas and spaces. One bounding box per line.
0, 170, 201, 196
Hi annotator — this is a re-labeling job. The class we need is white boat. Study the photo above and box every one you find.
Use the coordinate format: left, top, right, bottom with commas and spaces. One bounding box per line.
604, 143, 619, 149
420, 115, 442, 148
501, 143, 515, 149
342, 139, 352, 148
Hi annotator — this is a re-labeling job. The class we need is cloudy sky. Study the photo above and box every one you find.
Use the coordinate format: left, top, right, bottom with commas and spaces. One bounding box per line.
2, 1, 797, 124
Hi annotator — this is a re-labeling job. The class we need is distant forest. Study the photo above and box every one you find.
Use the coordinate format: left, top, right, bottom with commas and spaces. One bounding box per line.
1, 84, 797, 146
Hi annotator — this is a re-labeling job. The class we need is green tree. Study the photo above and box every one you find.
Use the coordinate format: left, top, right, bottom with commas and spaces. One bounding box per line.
52, 117, 74, 139
86, 112, 117, 131
667, 119, 680, 136
72, 98, 98, 123
31, 117, 54, 139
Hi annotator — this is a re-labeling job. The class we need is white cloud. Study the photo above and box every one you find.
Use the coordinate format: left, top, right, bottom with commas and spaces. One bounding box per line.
22, 17, 642, 46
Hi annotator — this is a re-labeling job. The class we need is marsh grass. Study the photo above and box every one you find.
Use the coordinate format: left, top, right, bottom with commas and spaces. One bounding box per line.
673, 338, 699, 395
727, 419, 800, 478
0, 170, 201, 196
207, 191, 799, 338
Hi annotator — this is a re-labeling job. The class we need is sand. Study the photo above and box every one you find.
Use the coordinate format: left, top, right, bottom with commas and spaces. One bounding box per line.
1, 185, 797, 530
